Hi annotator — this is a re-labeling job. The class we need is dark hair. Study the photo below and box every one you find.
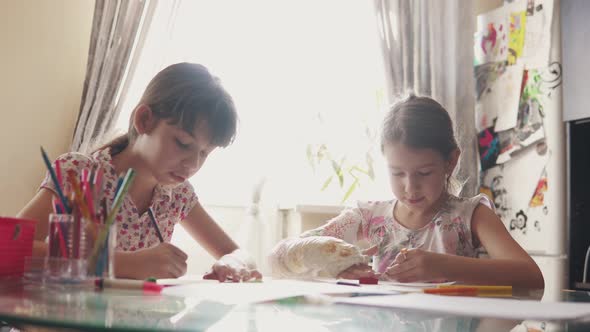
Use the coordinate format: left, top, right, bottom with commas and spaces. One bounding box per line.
380, 94, 458, 160
104, 63, 238, 155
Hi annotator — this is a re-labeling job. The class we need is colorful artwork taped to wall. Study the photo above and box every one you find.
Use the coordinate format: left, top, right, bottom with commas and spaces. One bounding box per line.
529, 168, 548, 207
521, 0, 554, 69
478, 126, 501, 171
508, 11, 527, 65
475, 6, 509, 66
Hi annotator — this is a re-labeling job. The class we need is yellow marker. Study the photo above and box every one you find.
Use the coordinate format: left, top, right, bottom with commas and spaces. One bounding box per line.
436, 285, 512, 297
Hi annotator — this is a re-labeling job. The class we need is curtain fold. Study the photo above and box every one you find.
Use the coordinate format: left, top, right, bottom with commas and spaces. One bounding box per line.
71, 0, 149, 153
374, 0, 478, 195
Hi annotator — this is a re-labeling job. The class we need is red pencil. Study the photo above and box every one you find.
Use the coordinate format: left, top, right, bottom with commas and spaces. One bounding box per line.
55, 159, 63, 187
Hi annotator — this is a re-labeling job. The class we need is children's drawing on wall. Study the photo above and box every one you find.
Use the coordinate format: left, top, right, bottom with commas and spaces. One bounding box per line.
474, 6, 509, 66
503, 69, 547, 155
530, 168, 548, 207
510, 210, 528, 234
508, 10, 527, 65
495, 130, 520, 164
526, 0, 535, 15
534, 220, 541, 232
481, 166, 511, 221
480, 147, 548, 228
491, 174, 511, 221
478, 126, 500, 171
476, 63, 524, 132
521, 0, 554, 69
485, 62, 561, 163
474, 61, 507, 101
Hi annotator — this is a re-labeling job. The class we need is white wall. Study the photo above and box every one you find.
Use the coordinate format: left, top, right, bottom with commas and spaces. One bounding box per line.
474, 0, 503, 16
0, 0, 95, 216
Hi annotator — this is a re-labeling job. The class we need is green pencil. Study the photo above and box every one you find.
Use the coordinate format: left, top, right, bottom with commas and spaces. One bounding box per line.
88, 168, 136, 269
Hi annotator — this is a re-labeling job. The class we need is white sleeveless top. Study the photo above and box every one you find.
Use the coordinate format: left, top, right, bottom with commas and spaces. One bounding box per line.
301, 194, 494, 273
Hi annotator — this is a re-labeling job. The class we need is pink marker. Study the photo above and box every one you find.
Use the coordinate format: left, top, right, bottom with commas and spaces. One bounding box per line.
95, 278, 163, 293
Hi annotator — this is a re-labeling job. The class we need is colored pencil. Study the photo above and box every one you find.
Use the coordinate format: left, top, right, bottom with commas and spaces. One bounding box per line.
89, 168, 135, 261
147, 207, 164, 243
424, 287, 478, 296
68, 172, 92, 222
436, 285, 512, 297
55, 159, 63, 188
424, 285, 512, 297
40, 147, 70, 213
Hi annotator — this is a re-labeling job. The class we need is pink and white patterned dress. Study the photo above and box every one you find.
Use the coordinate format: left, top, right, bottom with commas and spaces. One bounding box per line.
301, 194, 494, 273
40, 148, 199, 251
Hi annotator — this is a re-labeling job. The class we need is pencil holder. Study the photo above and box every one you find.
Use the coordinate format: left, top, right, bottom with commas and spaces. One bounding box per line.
47, 214, 74, 258
44, 214, 88, 283
84, 221, 117, 279
0, 217, 36, 278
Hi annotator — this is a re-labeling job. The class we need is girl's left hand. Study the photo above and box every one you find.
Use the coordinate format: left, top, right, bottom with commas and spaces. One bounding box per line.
203, 250, 263, 282
383, 248, 446, 283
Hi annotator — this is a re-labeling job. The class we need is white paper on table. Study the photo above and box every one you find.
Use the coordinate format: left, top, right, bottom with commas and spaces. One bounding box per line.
162, 279, 395, 305
157, 276, 211, 286
336, 293, 590, 321
312, 278, 455, 291
380, 281, 456, 288
358, 281, 457, 294
521, 0, 555, 69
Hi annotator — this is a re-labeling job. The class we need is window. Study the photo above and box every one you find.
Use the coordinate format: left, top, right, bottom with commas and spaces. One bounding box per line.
115, 0, 390, 207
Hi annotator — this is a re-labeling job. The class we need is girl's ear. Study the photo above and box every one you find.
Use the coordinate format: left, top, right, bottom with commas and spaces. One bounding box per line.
446, 148, 461, 175
133, 104, 157, 135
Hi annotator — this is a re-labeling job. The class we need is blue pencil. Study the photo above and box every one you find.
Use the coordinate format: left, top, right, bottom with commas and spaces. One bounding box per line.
147, 207, 164, 243
40, 147, 70, 213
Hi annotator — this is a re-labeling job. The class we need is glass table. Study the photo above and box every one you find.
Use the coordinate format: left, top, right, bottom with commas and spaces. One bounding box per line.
1, 280, 590, 332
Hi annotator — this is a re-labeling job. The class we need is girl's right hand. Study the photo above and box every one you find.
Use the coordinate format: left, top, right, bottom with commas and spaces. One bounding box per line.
116, 243, 188, 279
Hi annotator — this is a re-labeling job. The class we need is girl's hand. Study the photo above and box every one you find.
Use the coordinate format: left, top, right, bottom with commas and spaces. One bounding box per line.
117, 243, 188, 279
203, 250, 263, 282
383, 248, 446, 283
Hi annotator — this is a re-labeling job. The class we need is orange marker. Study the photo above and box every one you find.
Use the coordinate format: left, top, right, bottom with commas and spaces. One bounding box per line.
423, 287, 478, 296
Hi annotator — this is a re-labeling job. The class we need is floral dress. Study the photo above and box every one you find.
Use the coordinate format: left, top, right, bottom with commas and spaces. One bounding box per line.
40, 148, 199, 251
301, 194, 494, 273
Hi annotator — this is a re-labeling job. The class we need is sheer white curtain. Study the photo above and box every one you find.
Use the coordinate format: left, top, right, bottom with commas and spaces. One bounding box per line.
72, 0, 149, 154
114, 0, 387, 273
374, 0, 478, 195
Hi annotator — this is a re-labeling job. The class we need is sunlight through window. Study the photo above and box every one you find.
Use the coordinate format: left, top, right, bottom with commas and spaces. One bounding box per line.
115, 0, 390, 207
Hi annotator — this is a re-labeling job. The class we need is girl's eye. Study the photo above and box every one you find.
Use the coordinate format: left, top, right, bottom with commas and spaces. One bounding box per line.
176, 139, 190, 149
418, 171, 432, 176
392, 172, 404, 177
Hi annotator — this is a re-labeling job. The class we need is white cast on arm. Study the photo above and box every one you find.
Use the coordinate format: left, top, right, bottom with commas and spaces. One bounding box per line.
268, 236, 369, 278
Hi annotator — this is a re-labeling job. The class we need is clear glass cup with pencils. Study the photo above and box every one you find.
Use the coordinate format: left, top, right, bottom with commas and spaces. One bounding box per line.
84, 219, 116, 279
39, 147, 135, 284
47, 213, 73, 259
45, 213, 88, 283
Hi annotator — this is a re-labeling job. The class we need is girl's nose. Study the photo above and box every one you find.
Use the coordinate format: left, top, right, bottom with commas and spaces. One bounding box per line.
405, 176, 420, 193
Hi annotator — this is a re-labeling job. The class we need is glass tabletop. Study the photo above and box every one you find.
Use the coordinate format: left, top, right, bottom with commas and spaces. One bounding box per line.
1, 280, 590, 332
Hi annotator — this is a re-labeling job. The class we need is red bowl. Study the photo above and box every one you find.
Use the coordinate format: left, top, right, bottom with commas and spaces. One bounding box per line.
0, 217, 37, 277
